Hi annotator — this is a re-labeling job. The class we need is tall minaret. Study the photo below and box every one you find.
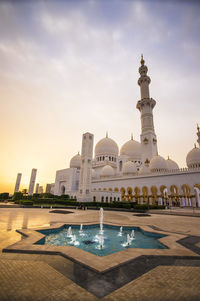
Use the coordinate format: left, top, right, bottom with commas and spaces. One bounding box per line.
136, 55, 158, 163
78, 132, 94, 202
197, 124, 200, 148
28, 168, 37, 196
14, 173, 22, 193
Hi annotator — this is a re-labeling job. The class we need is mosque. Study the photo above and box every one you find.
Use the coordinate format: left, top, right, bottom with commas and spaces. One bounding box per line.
53, 56, 200, 207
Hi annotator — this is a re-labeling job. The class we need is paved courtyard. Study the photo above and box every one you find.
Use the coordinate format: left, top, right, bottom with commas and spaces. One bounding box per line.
0, 207, 200, 300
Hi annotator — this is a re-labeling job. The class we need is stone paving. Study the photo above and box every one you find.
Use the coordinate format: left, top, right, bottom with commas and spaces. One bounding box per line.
0, 207, 200, 300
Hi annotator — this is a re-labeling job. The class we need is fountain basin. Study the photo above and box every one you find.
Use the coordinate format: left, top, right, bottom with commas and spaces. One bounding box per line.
35, 224, 167, 256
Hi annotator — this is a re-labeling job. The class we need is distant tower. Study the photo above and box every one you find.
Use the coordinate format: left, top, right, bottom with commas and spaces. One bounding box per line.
14, 173, 22, 193
35, 183, 39, 194
197, 124, 200, 148
28, 168, 37, 196
78, 132, 94, 202
136, 55, 158, 163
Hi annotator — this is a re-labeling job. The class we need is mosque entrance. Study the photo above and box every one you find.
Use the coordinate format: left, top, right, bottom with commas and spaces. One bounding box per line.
61, 185, 65, 195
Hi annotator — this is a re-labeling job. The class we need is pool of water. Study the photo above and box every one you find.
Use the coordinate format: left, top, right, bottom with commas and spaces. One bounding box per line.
36, 224, 167, 256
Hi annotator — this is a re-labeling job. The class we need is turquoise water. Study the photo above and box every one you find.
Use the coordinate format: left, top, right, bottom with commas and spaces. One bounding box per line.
36, 224, 167, 256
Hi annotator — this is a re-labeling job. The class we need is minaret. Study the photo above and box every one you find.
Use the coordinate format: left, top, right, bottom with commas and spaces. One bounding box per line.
136, 55, 158, 163
14, 173, 22, 193
78, 132, 94, 202
28, 168, 37, 196
197, 124, 200, 148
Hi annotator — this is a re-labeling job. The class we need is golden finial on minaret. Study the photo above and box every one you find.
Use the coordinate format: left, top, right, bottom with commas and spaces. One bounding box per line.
106, 131, 108, 138
140, 54, 145, 65
168, 155, 170, 160
78, 151, 80, 155
131, 133, 133, 140
197, 124, 200, 132
194, 143, 197, 148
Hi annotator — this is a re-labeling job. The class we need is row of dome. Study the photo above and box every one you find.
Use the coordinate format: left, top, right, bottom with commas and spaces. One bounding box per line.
69, 137, 200, 170
95, 136, 141, 160
93, 155, 180, 178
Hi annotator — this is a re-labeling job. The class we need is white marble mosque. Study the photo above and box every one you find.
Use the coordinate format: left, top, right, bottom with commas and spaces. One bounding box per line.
16, 57, 200, 207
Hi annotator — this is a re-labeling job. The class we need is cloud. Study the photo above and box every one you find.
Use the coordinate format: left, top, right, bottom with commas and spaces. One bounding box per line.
0, 0, 200, 192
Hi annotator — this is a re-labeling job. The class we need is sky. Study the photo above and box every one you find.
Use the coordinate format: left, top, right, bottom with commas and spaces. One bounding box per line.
0, 0, 200, 193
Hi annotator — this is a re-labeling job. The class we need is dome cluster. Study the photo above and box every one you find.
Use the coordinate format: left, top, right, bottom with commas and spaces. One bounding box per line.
100, 165, 114, 178
122, 161, 137, 175
166, 157, 179, 170
186, 145, 200, 168
120, 138, 142, 162
70, 153, 81, 169
149, 155, 168, 173
95, 137, 119, 157
69, 133, 200, 177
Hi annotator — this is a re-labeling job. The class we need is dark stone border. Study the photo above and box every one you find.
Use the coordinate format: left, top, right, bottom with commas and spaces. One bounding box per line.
49, 210, 74, 214
48, 254, 200, 298
177, 236, 200, 255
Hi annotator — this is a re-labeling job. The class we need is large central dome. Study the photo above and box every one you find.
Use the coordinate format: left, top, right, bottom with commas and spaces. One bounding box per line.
95, 135, 119, 157
120, 137, 141, 161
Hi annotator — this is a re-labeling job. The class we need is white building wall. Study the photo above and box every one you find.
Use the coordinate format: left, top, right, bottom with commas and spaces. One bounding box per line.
54, 168, 79, 196
92, 169, 200, 195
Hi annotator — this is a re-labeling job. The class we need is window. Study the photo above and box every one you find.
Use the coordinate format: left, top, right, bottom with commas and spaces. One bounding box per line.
119, 161, 122, 171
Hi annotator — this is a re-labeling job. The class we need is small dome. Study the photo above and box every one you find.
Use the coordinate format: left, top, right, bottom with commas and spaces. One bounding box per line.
120, 137, 141, 161
100, 165, 114, 177
149, 154, 168, 172
166, 157, 179, 170
139, 165, 150, 175
122, 161, 137, 175
186, 146, 200, 168
70, 153, 81, 169
95, 136, 119, 157
91, 169, 96, 178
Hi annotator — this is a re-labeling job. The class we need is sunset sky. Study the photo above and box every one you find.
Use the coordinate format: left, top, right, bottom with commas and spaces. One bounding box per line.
0, 0, 200, 193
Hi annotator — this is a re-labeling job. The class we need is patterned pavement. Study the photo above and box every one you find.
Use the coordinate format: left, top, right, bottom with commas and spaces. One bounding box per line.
0, 207, 200, 300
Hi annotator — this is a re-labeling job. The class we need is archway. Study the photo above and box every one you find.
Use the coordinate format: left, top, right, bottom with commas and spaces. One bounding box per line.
194, 184, 200, 207
120, 187, 126, 201
182, 184, 191, 206
142, 186, 149, 204
61, 185, 65, 195
134, 187, 140, 204
170, 185, 179, 206
151, 186, 158, 205
127, 187, 133, 202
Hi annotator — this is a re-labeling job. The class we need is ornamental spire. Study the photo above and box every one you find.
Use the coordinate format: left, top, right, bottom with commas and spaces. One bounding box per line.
131, 133, 133, 140
140, 54, 145, 65
106, 131, 108, 138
